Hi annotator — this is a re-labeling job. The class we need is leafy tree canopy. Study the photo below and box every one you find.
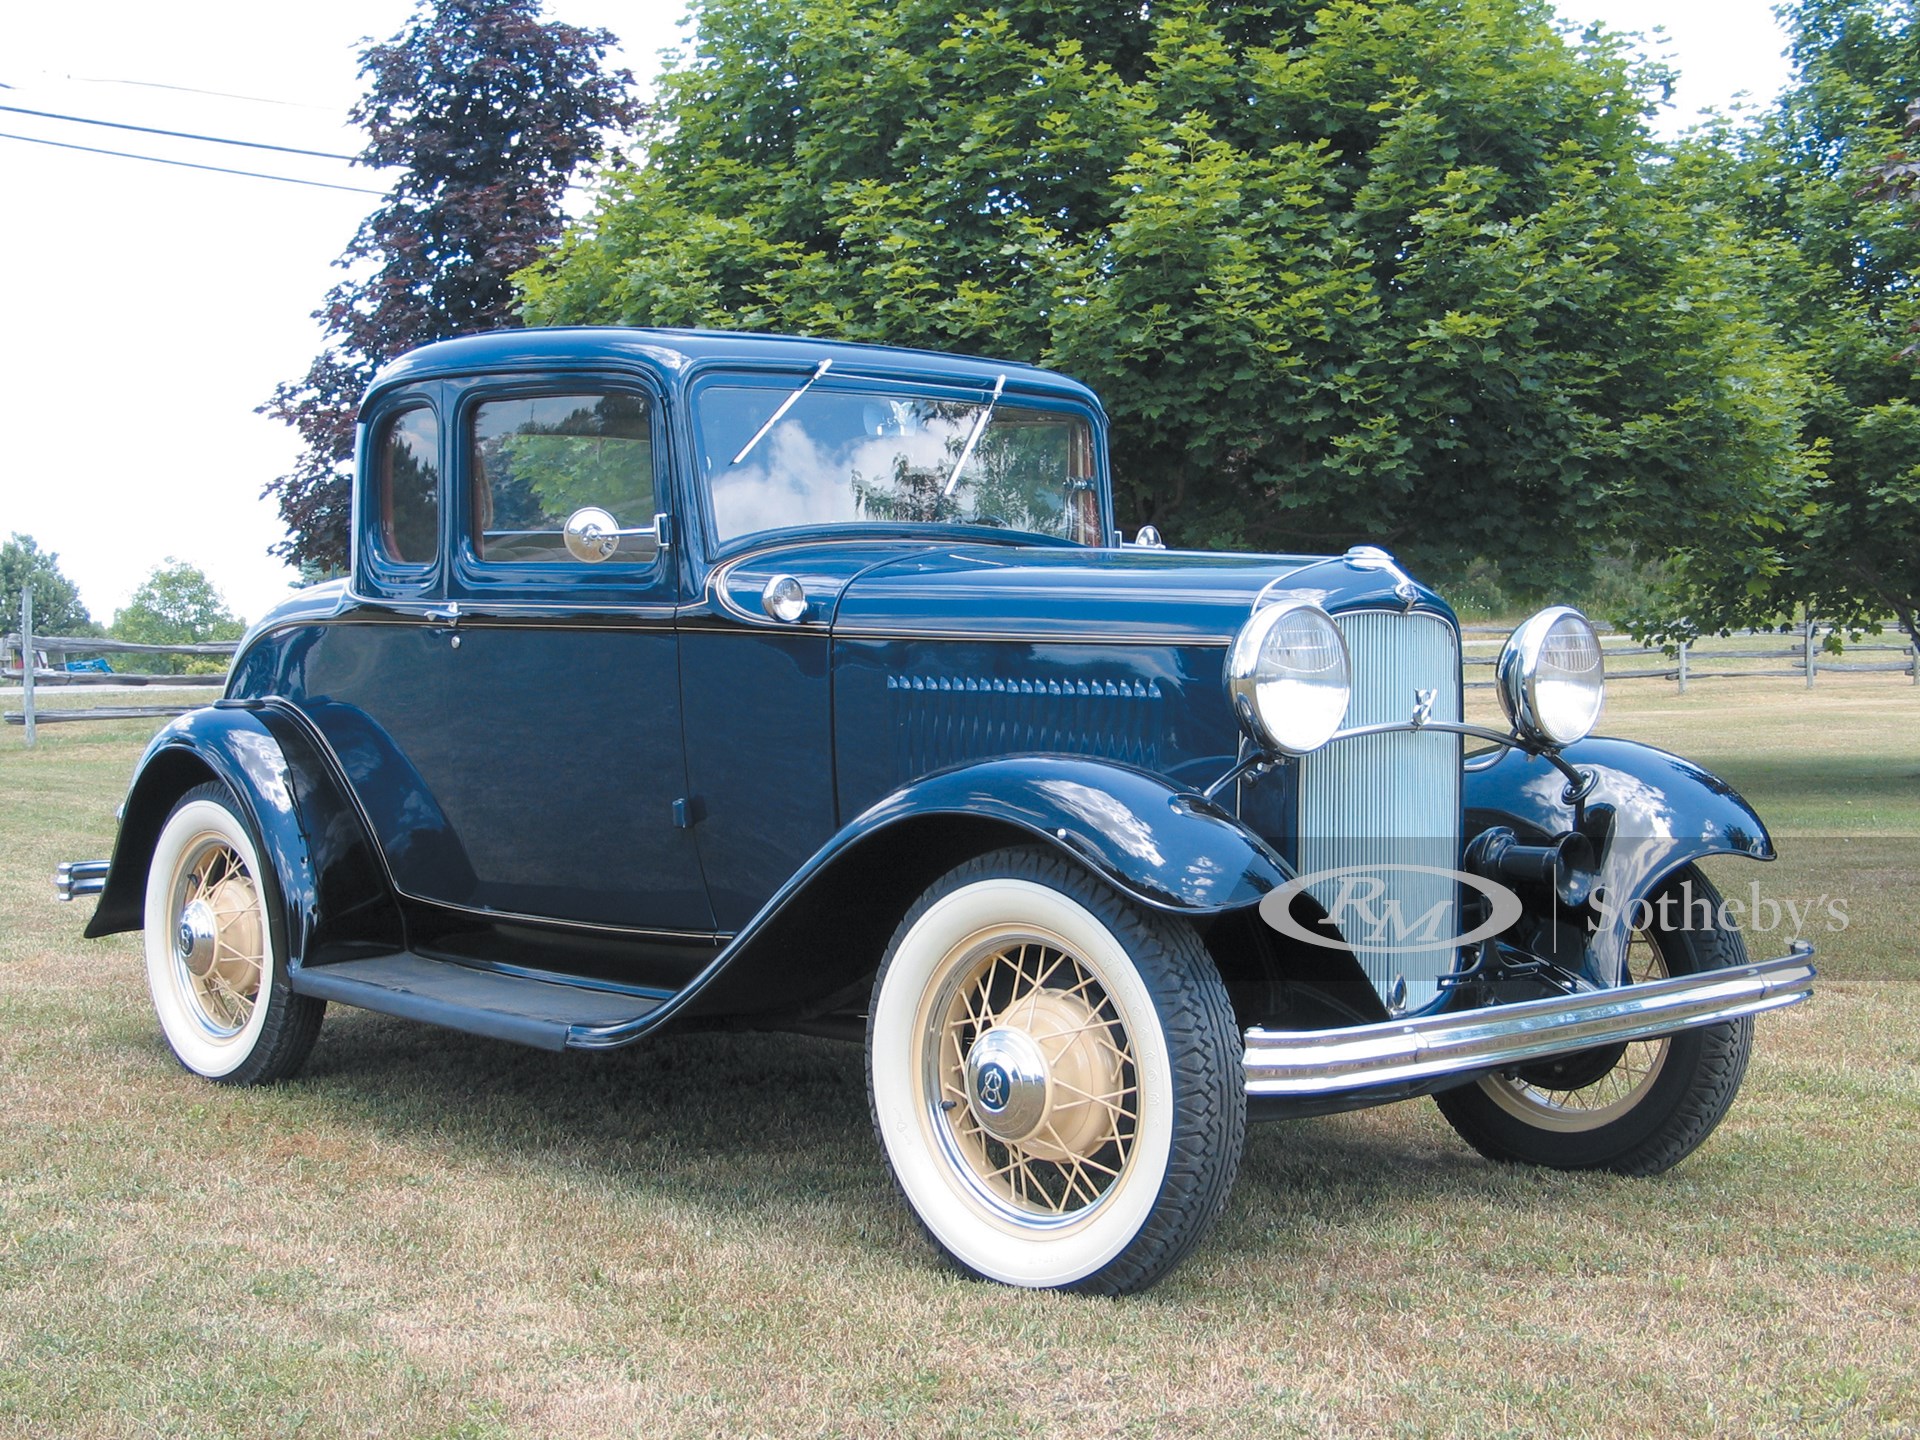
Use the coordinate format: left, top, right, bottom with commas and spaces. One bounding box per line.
264, 0, 639, 574
1646, 0, 1920, 645
111, 561, 246, 674
522, 0, 1804, 598
1, 533, 100, 639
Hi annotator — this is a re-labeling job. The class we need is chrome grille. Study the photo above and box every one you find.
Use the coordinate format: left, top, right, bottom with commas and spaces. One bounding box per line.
1296, 611, 1462, 1012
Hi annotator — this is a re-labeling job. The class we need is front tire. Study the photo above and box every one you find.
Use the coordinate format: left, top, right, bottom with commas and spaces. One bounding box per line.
1434, 866, 1754, 1175
867, 847, 1245, 1294
143, 783, 324, 1085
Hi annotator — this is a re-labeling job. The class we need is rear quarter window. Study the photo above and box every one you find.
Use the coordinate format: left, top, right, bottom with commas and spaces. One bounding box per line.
376, 405, 441, 566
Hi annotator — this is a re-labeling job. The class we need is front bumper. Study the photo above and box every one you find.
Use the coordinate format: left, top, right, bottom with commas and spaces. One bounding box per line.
1243, 942, 1814, 1098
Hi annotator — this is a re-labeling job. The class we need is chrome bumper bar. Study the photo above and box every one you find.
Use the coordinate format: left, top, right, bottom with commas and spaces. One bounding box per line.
1244, 943, 1815, 1098
53, 860, 110, 902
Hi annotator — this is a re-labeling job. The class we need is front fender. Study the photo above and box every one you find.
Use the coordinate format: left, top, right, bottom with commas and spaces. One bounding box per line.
84, 702, 401, 966
1464, 735, 1774, 981
851, 755, 1293, 915
598, 755, 1290, 1041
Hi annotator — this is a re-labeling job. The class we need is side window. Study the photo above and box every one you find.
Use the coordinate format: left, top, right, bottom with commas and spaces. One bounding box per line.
377, 406, 441, 566
470, 392, 656, 564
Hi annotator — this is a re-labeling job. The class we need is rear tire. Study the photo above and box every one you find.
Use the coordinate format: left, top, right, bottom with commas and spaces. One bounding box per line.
1434, 866, 1753, 1175
867, 847, 1245, 1294
143, 783, 324, 1085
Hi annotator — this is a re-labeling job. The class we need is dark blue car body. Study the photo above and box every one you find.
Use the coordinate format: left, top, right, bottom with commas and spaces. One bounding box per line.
70, 328, 1813, 1293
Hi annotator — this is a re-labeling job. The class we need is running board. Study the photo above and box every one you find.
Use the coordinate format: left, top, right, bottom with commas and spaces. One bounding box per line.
291, 954, 667, 1052
1243, 943, 1815, 1098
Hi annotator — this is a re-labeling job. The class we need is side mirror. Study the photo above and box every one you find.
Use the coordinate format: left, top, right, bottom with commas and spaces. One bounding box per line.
562, 507, 665, 563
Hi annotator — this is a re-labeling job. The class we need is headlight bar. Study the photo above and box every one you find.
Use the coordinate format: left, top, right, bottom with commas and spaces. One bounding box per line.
1202, 707, 1597, 806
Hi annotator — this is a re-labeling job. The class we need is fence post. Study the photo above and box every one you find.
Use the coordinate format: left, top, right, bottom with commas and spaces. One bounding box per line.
20, 589, 35, 747
1676, 639, 1689, 694
1804, 611, 1817, 689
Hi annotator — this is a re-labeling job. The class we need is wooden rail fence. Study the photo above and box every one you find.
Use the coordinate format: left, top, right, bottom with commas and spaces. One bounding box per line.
6, 590, 237, 745
8, 596, 1914, 745
1461, 617, 1917, 691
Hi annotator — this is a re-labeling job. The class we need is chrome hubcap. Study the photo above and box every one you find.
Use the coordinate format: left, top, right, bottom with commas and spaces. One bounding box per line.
964, 1026, 1049, 1142
176, 899, 219, 977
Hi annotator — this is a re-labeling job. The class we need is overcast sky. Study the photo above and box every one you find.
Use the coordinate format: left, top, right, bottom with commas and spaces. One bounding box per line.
0, 1, 1793, 629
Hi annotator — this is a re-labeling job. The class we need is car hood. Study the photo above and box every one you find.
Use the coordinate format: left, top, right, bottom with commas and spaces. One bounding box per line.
825, 543, 1451, 644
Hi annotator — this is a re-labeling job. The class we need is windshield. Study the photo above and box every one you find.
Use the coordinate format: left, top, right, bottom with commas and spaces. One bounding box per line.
692, 382, 1101, 547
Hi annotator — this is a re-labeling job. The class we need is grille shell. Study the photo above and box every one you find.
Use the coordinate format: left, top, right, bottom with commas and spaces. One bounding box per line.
1294, 610, 1464, 1012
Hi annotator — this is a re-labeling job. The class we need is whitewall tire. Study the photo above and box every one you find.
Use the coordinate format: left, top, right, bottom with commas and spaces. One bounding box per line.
143, 783, 324, 1085
867, 847, 1244, 1294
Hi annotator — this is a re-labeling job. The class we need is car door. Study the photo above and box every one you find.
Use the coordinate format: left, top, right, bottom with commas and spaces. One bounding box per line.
302, 374, 714, 935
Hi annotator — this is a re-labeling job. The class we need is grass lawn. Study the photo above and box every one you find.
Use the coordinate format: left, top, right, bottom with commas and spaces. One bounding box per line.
2, 678, 1915, 1439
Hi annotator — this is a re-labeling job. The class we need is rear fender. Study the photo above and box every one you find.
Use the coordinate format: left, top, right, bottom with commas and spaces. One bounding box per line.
1464, 735, 1774, 982
84, 702, 401, 965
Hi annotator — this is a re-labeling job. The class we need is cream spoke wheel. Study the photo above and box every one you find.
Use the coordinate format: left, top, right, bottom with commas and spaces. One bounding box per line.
868, 849, 1244, 1294
143, 783, 324, 1085
927, 935, 1139, 1221
169, 839, 266, 1038
1434, 865, 1758, 1177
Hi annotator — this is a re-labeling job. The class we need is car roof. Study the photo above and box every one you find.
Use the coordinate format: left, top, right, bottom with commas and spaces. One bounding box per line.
364, 326, 1103, 411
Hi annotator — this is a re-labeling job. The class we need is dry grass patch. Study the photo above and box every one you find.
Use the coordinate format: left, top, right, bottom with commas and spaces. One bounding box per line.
2, 681, 1915, 1437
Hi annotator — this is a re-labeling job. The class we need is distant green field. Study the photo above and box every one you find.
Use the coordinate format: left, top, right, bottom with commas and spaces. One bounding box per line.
2, 678, 1915, 1439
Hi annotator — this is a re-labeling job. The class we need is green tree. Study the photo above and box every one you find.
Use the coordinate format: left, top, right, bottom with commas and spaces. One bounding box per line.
1649, 0, 1920, 646
111, 562, 246, 675
521, 0, 1802, 598
0, 533, 100, 639
264, 0, 639, 574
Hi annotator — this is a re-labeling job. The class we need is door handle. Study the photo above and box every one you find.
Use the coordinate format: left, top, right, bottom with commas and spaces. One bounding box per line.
425, 602, 462, 646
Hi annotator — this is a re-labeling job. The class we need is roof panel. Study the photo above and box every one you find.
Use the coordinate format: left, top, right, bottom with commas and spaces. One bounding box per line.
366, 327, 1100, 410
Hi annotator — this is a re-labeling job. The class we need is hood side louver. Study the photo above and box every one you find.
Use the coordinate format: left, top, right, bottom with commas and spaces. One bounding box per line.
887, 674, 1163, 776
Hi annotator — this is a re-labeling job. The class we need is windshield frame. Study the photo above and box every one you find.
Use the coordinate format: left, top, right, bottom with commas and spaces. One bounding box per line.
684, 368, 1112, 561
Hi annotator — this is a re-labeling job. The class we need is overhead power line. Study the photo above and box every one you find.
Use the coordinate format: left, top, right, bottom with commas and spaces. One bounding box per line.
0, 101, 361, 161
0, 130, 386, 194
64, 73, 339, 112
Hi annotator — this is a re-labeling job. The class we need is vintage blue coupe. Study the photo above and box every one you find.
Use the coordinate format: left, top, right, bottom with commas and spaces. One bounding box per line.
58, 328, 1815, 1294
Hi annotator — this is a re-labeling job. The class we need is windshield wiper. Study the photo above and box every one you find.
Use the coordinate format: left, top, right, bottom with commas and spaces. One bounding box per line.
731, 357, 832, 465
942, 373, 1007, 497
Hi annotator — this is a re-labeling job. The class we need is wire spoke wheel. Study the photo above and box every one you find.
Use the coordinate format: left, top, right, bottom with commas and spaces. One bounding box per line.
1434, 865, 1756, 1176
1479, 930, 1671, 1132
143, 783, 324, 1085
868, 848, 1244, 1294
928, 936, 1139, 1222
169, 837, 267, 1038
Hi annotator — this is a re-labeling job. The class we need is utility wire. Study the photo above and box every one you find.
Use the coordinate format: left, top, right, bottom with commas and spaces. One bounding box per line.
64, 73, 339, 112
0, 131, 386, 194
0, 102, 361, 161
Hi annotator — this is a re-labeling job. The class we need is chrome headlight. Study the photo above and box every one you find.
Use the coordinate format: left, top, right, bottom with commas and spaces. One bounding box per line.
1497, 606, 1605, 747
1227, 600, 1351, 755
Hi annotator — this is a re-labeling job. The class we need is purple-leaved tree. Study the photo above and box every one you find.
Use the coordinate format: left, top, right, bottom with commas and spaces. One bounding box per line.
262, 0, 639, 575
